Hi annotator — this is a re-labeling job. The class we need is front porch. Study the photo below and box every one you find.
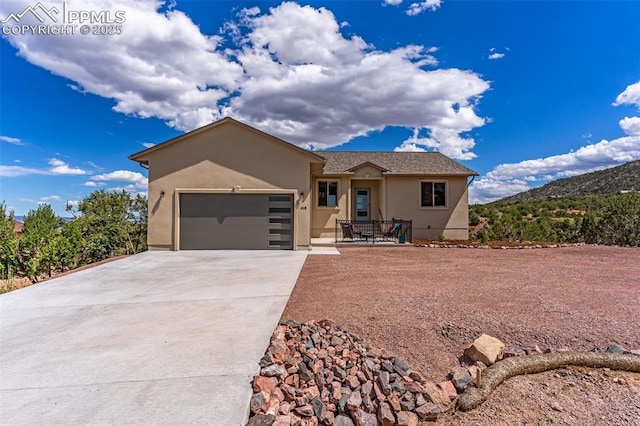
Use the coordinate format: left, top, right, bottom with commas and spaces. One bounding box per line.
332, 219, 413, 244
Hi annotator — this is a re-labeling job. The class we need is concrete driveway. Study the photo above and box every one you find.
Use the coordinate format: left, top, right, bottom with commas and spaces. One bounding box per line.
0, 250, 308, 425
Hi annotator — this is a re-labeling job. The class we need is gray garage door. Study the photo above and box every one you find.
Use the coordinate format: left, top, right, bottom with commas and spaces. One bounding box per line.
179, 193, 293, 250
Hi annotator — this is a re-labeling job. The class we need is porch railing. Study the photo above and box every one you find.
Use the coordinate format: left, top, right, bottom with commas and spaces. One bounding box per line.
335, 219, 412, 244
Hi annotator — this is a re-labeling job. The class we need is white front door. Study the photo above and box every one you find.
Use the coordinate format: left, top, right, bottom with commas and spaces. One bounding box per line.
355, 188, 370, 220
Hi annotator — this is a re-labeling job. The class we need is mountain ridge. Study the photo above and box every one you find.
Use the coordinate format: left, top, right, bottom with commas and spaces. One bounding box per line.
495, 160, 640, 203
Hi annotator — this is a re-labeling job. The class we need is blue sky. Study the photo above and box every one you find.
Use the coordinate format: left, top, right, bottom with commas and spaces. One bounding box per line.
1, 0, 639, 216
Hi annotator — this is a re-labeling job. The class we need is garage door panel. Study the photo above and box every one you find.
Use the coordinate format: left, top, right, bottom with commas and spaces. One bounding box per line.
181, 194, 268, 218
179, 193, 293, 250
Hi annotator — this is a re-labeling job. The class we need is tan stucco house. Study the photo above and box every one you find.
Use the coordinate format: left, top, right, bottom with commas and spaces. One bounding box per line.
129, 117, 478, 250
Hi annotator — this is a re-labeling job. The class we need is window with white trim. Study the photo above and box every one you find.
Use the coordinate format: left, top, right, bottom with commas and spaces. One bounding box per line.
421, 181, 446, 207
318, 181, 338, 207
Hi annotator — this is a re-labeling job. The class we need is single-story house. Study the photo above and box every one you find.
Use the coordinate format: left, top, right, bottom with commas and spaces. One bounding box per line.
129, 117, 478, 250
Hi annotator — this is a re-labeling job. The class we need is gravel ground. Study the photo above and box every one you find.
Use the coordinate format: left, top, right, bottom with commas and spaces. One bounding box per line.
282, 245, 640, 424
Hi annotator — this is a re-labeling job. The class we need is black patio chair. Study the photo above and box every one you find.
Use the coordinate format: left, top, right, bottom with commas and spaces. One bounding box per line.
341, 223, 362, 241
383, 222, 402, 238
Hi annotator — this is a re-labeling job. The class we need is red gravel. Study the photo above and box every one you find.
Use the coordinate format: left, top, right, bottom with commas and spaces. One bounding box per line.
282, 245, 640, 424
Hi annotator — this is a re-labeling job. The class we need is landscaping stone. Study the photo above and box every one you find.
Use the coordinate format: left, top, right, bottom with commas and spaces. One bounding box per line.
423, 381, 452, 410
464, 334, 505, 365
437, 380, 458, 400
352, 409, 377, 426
396, 411, 419, 426
294, 404, 314, 417
378, 371, 391, 395
467, 365, 480, 386
310, 397, 326, 419
450, 366, 471, 391
247, 414, 276, 426
347, 390, 362, 411
393, 357, 410, 374
254, 376, 278, 395
273, 415, 291, 426
334, 414, 355, 426
251, 391, 270, 414
377, 402, 396, 425
262, 364, 287, 378
415, 402, 441, 421
606, 344, 629, 354
333, 366, 347, 380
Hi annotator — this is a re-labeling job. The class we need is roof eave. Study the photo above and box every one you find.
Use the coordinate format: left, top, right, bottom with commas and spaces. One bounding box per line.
128, 117, 326, 164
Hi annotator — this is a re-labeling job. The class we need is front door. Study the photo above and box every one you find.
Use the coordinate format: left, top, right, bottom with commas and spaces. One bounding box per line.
354, 188, 370, 220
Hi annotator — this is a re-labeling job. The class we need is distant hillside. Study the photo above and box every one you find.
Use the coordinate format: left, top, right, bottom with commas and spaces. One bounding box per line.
499, 160, 640, 203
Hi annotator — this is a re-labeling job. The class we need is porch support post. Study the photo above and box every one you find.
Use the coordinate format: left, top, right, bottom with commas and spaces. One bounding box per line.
379, 179, 386, 221
346, 177, 353, 220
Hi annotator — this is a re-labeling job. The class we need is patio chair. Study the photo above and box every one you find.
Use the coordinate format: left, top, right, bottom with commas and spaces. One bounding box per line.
341, 223, 362, 241
383, 222, 402, 238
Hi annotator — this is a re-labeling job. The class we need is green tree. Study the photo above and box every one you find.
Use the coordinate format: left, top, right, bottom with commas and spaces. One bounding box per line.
490, 211, 523, 241
68, 190, 148, 264
0, 203, 18, 279
597, 192, 640, 247
18, 204, 60, 282
469, 210, 481, 227
580, 210, 599, 244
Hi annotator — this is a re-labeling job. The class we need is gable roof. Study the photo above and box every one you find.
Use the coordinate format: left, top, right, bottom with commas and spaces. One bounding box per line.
317, 151, 478, 176
128, 117, 326, 164
345, 161, 390, 173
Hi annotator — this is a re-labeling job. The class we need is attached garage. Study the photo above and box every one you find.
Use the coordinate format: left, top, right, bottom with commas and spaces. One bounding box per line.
179, 193, 293, 250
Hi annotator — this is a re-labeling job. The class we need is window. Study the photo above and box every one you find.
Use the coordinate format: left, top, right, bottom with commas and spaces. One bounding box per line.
421, 181, 446, 207
318, 181, 338, 207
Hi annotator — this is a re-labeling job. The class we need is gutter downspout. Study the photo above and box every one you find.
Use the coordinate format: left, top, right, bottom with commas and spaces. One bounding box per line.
465, 175, 476, 193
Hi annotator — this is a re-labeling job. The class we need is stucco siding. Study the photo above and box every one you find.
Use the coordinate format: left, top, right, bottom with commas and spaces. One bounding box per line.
384, 176, 470, 240
145, 122, 315, 250
311, 176, 350, 238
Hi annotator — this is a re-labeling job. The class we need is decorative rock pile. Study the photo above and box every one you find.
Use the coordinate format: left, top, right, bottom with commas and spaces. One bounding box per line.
247, 320, 463, 426
247, 322, 640, 426
415, 242, 586, 250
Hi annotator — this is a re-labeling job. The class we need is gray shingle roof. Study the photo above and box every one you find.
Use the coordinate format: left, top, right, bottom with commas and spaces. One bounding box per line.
316, 151, 478, 176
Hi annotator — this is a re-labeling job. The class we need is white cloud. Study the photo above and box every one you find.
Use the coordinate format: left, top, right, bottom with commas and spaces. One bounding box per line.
619, 116, 640, 136
87, 161, 104, 171
48, 158, 87, 175
141, 142, 156, 148
383, 0, 404, 6
488, 53, 505, 60
0, 1, 488, 160
0, 135, 23, 145
66, 200, 80, 207
395, 126, 480, 160
0, 0, 243, 131
614, 81, 640, 107
0, 165, 49, 177
406, 0, 442, 15
471, 135, 640, 203
229, 3, 486, 157
91, 170, 148, 189
39, 195, 61, 202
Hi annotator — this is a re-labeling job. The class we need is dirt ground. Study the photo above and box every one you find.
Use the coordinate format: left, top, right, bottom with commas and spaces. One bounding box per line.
282, 245, 640, 425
